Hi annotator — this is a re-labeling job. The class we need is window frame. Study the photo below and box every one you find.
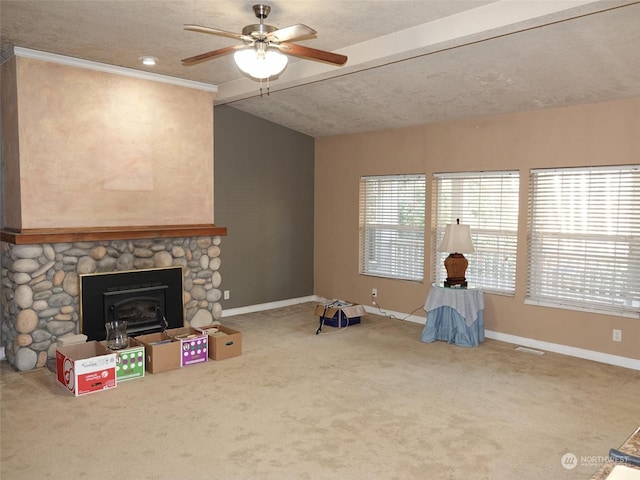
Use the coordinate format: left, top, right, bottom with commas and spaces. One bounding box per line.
526, 164, 640, 318
432, 170, 520, 295
359, 174, 426, 282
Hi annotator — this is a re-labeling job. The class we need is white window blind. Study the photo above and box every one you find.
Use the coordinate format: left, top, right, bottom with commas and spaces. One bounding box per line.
527, 165, 640, 318
359, 175, 426, 281
433, 171, 520, 294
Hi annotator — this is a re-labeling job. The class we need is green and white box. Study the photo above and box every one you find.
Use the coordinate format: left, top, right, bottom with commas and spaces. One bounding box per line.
100, 339, 145, 381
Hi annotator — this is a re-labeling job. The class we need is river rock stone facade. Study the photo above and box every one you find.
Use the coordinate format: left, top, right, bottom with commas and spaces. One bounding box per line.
1, 236, 223, 372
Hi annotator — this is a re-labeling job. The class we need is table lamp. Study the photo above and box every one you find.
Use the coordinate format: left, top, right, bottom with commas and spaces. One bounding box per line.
437, 219, 476, 288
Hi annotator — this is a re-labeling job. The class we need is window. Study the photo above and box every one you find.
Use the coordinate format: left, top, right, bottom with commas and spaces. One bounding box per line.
359, 175, 426, 281
527, 165, 640, 318
433, 171, 520, 294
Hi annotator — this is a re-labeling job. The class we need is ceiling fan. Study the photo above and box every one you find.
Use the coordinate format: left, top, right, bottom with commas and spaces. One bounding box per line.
181, 4, 348, 80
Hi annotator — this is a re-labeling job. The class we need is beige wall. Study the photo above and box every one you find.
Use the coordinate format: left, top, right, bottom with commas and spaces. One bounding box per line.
2, 56, 215, 230
315, 98, 640, 360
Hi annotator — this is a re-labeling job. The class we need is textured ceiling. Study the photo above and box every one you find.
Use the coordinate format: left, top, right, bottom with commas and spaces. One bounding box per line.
1, 0, 639, 137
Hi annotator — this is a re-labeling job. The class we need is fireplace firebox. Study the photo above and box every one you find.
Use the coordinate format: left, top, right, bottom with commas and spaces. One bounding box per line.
80, 267, 184, 341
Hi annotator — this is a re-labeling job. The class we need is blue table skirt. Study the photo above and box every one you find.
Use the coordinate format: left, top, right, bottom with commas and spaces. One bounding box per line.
421, 306, 485, 347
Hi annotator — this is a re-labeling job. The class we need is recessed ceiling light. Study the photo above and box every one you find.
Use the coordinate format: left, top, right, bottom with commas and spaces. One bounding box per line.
139, 56, 158, 66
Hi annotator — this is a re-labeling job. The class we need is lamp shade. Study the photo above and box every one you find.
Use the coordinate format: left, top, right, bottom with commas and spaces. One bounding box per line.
437, 222, 476, 254
233, 47, 288, 79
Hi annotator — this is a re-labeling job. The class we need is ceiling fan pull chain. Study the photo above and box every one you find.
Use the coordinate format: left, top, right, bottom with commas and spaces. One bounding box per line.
259, 77, 273, 97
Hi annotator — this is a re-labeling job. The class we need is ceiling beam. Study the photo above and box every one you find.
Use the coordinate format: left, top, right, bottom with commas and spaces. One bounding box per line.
215, 0, 605, 104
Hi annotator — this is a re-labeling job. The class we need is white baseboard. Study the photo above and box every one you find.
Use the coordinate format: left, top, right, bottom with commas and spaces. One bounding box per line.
221, 295, 320, 318
362, 304, 427, 324
222, 297, 640, 371
484, 330, 640, 371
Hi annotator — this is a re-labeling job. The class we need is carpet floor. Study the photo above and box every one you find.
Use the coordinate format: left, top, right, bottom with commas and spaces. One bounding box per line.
1, 302, 639, 480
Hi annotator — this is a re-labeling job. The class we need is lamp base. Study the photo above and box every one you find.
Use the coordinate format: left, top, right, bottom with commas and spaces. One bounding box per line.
444, 280, 468, 288
443, 253, 468, 288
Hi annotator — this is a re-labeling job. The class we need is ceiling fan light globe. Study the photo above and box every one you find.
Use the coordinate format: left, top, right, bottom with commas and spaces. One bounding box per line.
234, 48, 288, 79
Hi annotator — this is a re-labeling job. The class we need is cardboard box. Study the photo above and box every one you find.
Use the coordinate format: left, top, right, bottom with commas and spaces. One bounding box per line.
197, 325, 242, 360
166, 327, 209, 367
134, 332, 181, 373
99, 338, 145, 382
314, 302, 366, 328
56, 341, 117, 396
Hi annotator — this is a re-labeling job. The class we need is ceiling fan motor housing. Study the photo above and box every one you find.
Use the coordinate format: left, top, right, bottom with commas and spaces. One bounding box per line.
245, 4, 275, 40
242, 23, 277, 39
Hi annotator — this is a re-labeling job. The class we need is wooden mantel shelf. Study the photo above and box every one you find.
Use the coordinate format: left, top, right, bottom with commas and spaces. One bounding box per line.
1, 224, 227, 245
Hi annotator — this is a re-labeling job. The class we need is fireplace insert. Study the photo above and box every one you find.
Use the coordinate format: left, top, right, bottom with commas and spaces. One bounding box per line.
104, 285, 169, 336
80, 267, 184, 341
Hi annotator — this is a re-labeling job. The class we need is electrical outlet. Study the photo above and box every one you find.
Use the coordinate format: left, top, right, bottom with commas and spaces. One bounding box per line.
372, 288, 377, 297
612, 329, 622, 342
224, 290, 230, 300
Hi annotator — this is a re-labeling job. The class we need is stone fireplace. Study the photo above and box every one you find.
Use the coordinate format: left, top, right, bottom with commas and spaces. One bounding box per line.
1, 225, 227, 371
1, 53, 224, 372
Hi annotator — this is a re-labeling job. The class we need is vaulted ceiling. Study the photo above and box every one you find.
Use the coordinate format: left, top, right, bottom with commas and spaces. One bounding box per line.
1, 0, 639, 137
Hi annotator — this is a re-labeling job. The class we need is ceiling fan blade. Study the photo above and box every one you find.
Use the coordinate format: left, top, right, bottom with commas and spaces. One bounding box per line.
267, 24, 317, 43
184, 24, 249, 42
278, 43, 347, 66
181, 44, 245, 66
